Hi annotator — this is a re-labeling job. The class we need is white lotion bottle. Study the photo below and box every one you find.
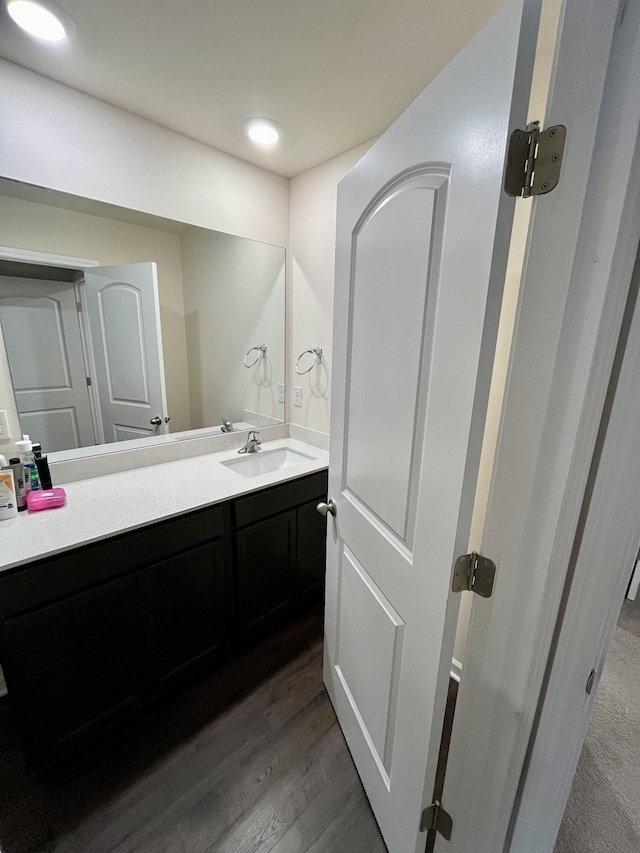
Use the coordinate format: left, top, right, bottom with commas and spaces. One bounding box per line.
15, 435, 42, 491
0, 467, 18, 520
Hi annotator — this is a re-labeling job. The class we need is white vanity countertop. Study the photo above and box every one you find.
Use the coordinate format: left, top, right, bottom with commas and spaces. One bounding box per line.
0, 439, 329, 573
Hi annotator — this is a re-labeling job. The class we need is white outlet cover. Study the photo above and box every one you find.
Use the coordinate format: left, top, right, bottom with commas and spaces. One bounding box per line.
278, 383, 285, 404
293, 386, 303, 408
0, 410, 8, 440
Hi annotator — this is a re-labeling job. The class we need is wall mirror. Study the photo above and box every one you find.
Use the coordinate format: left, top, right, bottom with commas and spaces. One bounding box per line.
0, 178, 286, 460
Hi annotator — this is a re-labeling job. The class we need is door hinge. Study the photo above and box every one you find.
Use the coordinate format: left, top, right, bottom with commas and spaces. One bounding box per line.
451, 552, 496, 598
421, 800, 453, 840
76, 300, 82, 312
504, 121, 566, 198
86, 376, 92, 386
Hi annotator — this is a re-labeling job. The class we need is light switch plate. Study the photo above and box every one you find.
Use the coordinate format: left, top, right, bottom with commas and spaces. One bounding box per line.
0, 410, 8, 440
278, 383, 285, 404
293, 386, 302, 408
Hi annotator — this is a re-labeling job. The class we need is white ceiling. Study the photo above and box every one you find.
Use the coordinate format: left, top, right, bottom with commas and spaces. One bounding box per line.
0, 0, 507, 178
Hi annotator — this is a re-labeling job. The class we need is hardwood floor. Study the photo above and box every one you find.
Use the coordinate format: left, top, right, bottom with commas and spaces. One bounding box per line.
0, 605, 388, 853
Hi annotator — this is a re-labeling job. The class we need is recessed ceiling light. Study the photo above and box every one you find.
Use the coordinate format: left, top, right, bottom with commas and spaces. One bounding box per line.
243, 117, 283, 146
6, 0, 72, 43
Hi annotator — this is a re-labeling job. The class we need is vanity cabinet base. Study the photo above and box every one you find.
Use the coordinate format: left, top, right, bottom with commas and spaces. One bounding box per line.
0, 470, 327, 767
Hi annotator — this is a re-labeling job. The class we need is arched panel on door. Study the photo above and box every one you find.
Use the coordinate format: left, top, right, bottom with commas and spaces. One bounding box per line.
96, 283, 151, 407
344, 167, 450, 551
0, 294, 72, 393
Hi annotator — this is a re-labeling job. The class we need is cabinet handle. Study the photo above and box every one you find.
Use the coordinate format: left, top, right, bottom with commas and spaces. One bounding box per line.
317, 500, 337, 517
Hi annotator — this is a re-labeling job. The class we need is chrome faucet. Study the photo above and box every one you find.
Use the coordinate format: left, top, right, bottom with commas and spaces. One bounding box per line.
238, 430, 262, 454
220, 420, 233, 433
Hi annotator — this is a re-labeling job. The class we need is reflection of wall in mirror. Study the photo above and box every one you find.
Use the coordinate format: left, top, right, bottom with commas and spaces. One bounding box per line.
0, 322, 22, 446
181, 229, 285, 429
0, 194, 192, 436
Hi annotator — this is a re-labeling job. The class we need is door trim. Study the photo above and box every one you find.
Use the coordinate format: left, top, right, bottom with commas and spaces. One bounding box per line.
507, 4, 640, 845
0, 246, 99, 269
439, 0, 639, 850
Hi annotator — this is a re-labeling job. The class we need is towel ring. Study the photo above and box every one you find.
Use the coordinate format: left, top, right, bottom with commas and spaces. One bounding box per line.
244, 344, 267, 368
295, 347, 323, 375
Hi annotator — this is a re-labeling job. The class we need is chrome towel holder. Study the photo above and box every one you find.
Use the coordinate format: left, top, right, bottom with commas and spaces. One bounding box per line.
244, 344, 267, 368
295, 347, 323, 375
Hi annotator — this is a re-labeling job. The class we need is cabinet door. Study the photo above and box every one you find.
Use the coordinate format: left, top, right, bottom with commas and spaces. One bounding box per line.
297, 499, 327, 599
235, 510, 296, 635
137, 540, 228, 685
4, 575, 142, 760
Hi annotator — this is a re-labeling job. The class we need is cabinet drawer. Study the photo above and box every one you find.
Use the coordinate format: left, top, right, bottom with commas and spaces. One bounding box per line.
0, 504, 225, 618
233, 470, 328, 528
122, 504, 225, 566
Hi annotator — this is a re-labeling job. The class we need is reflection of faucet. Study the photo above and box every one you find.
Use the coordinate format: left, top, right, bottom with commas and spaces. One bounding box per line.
220, 420, 233, 434
238, 430, 261, 454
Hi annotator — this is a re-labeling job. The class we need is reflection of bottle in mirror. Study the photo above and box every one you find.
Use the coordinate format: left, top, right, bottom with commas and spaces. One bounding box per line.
32, 442, 53, 490
15, 435, 42, 491
5, 458, 27, 511
0, 468, 18, 520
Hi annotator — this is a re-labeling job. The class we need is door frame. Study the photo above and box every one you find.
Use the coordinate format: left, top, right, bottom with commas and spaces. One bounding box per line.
626, 556, 640, 602
439, 0, 640, 850
73, 276, 105, 445
510, 164, 640, 850
0, 246, 99, 270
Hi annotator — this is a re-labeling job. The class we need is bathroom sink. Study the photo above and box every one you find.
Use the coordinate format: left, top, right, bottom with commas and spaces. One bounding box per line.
221, 447, 315, 478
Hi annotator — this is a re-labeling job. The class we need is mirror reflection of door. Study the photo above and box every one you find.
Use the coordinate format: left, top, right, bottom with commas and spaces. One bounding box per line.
82, 262, 169, 444
0, 275, 96, 452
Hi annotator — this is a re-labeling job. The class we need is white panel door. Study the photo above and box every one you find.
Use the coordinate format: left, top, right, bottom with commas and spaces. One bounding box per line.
0, 276, 96, 452
324, 1, 540, 851
82, 263, 168, 443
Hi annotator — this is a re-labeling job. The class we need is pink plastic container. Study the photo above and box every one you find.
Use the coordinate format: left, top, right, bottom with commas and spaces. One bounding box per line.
26, 488, 67, 512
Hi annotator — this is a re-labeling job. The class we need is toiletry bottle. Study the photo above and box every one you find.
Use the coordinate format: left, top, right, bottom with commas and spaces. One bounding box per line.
0, 468, 18, 520
15, 435, 42, 491
3, 458, 27, 511
32, 442, 52, 490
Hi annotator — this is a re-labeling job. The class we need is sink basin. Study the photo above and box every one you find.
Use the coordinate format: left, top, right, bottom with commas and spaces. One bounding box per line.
221, 447, 316, 478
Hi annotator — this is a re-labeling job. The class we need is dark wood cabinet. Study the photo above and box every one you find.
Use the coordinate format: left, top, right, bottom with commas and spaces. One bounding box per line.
236, 510, 296, 634
137, 539, 229, 685
297, 499, 328, 600
233, 470, 328, 637
0, 469, 328, 765
4, 575, 143, 760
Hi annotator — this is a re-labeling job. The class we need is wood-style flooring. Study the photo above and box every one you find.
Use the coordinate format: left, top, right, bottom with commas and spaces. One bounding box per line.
0, 605, 388, 853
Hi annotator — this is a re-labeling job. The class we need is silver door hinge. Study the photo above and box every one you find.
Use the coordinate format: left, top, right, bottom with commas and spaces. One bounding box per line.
504, 121, 566, 198
76, 300, 82, 312
421, 800, 453, 840
451, 552, 496, 598
86, 376, 92, 386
